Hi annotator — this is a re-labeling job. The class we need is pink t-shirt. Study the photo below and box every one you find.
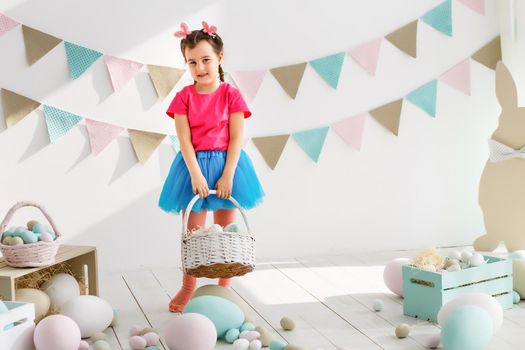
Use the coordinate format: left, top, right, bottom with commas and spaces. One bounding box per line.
166, 82, 251, 151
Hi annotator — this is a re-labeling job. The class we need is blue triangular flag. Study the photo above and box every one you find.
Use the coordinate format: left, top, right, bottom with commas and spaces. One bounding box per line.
169, 135, 180, 152
64, 41, 103, 79
43, 105, 83, 143
421, 0, 452, 36
309, 52, 345, 89
292, 127, 329, 162
406, 80, 438, 117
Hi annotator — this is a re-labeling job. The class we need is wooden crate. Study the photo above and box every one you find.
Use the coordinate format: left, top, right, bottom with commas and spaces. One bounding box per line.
402, 255, 513, 323
0, 245, 98, 301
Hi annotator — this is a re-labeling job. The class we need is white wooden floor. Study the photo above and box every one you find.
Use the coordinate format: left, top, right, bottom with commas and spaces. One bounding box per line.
96, 247, 525, 350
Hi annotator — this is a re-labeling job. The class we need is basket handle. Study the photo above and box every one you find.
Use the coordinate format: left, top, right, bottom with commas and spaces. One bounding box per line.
182, 190, 252, 235
0, 201, 61, 237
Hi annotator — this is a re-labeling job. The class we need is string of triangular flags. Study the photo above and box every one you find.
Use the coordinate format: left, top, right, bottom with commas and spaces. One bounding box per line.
1, 34, 501, 169
0, 0, 486, 101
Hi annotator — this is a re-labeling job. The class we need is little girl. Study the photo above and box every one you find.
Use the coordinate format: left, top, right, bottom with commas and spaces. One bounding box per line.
158, 21, 264, 313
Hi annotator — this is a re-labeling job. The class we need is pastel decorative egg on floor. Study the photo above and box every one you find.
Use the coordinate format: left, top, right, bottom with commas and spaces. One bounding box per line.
60, 295, 114, 338
437, 293, 502, 332
383, 258, 410, 297
513, 291, 521, 304
233, 338, 250, 350
395, 323, 410, 338
78, 340, 90, 350
93, 340, 112, 350
184, 295, 244, 338
269, 339, 286, 350
191, 284, 248, 317
425, 333, 440, 349
441, 305, 493, 350
33, 315, 81, 350
280, 317, 296, 330
129, 335, 147, 349
225, 328, 240, 343
164, 313, 217, 350
143, 332, 160, 346
249, 339, 262, 350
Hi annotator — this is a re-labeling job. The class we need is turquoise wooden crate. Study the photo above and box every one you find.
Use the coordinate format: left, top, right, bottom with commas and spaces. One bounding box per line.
402, 255, 513, 323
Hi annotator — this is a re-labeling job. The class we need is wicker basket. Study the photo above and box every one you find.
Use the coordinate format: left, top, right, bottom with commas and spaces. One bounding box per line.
0, 201, 61, 267
181, 190, 255, 278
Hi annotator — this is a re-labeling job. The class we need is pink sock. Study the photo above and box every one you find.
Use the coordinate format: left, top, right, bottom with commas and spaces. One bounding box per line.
169, 274, 197, 313
218, 278, 231, 288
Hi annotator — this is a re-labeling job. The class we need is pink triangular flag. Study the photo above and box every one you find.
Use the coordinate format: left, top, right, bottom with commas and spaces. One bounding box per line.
229, 70, 267, 104
0, 14, 19, 36
458, 0, 485, 15
439, 59, 471, 95
348, 38, 382, 76
85, 119, 124, 156
104, 56, 144, 91
331, 114, 367, 150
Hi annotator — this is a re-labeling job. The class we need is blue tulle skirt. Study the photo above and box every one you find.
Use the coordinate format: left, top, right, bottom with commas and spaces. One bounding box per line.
159, 150, 264, 214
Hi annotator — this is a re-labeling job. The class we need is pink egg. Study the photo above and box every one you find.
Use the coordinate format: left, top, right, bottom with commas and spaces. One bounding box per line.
129, 325, 143, 337
165, 313, 217, 350
143, 332, 160, 346
239, 330, 260, 341
41, 232, 54, 242
129, 335, 147, 349
78, 340, 90, 350
383, 258, 410, 297
34, 315, 81, 350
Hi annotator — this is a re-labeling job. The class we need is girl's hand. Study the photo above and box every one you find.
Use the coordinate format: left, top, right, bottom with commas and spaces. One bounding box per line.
215, 174, 233, 199
191, 173, 209, 198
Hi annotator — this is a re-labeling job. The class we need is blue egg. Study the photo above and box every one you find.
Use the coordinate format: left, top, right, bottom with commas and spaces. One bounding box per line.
31, 223, 46, 234
184, 295, 244, 338
269, 339, 286, 350
441, 305, 493, 350
508, 251, 525, 260
145, 347, 160, 350
2, 229, 15, 238
224, 328, 240, 343
13, 229, 38, 244
240, 322, 255, 332
513, 291, 521, 304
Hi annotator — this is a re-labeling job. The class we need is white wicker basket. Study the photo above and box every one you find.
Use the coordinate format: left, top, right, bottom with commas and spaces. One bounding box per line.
181, 190, 255, 278
0, 201, 61, 267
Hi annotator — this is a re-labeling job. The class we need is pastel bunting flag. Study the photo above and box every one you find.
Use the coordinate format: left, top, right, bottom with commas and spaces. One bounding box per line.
331, 114, 367, 150
421, 0, 453, 36
309, 52, 345, 89
405, 80, 438, 117
169, 135, 180, 152
458, 0, 485, 15
252, 135, 289, 170
385, 20, 418, 58
64, 41, 103, 79
471, 36, 501, 70
104, 56, 143, 91
1, 88, 41, 128
147, 65, 185, 100
43, 105, 83, 143
22, 25, 62, 65
229, 70, 267, 104
439, 59, 470, 95
292, 127, 329, 162
270, 63, 307, 99
348, 38, 382, 76
128, 129, 166, 165
0, 14, 19, 36
369, 99, 403, 136
85, 119, 124, 156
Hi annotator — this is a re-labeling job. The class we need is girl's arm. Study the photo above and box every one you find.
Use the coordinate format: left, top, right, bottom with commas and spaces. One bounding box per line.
216, 112, 244, 199
175, 115, 209, 198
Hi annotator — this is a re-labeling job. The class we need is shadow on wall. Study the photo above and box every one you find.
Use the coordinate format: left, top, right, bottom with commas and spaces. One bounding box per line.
68, 187, 182, 273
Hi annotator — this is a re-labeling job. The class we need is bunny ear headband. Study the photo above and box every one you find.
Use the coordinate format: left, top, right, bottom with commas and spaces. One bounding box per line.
174, 21, 218, 39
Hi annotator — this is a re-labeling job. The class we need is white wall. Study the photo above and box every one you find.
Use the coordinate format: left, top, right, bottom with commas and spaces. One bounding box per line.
0, 0, 503, 272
